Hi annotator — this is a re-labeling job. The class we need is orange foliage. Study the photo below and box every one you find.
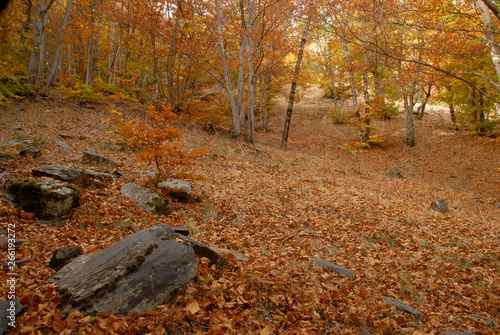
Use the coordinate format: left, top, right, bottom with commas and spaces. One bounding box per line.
110, 105, 208, 181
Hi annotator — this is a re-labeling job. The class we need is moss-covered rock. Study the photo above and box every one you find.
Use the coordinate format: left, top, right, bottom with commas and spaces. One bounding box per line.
120, 183, 171, 215
8, 178, 81, 219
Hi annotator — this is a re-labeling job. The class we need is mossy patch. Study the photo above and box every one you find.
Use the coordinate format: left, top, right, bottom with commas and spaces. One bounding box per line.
147, 196, 171, 215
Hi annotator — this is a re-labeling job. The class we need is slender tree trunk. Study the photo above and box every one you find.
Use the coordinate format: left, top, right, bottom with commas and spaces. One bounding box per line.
216, 0, 240, 136
340, 8, 364, 142
281, 19, 310, 149
36, 12, 48, 85
259, 73, 264, 128
85, 35, 94, 86
398, 61, 418, 147
416, 83, 432, 120
263, 71, 271, 131
45, 0, 73, 88
246, 0, 256, 143
237, 38, 246, 127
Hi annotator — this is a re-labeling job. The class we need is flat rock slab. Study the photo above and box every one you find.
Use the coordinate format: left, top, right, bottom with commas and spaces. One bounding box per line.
0, 300, 23, 334
1, 139, 31, 148
177, 235, 227, 268
8, 178, 81, 220
52, 224, 197, 317
158, 179, 192, 200
382, 296, 422, 320
210, 247, 249, 262
430, 199, 450, 213
311, 258, 356, 277
121, 183, 171, 215
32, 165, 115, 186
439, 331, 476, 335
82, 151, 121, 167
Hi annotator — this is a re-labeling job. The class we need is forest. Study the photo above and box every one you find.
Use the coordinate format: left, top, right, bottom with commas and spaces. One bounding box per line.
0, 0, 499, 334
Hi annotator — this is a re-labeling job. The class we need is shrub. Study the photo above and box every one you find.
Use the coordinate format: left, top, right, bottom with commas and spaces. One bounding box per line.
109, 105, 208, 182
329, 108, 350, 124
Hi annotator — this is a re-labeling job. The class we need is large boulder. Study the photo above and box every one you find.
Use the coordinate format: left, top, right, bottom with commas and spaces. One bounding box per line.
7, 178, 81, 219
121, 183, 171, 215
52, 224, 197, 317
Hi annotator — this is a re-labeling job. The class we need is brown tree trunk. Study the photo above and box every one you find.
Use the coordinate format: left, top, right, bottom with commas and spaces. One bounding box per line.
281, 19, 310, 149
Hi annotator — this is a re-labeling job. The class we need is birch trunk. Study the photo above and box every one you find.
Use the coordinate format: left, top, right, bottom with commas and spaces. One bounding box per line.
45, 0, 74, 88
478, 0, 500, 85
281, 19, 310, 149
216, 0, 240, 136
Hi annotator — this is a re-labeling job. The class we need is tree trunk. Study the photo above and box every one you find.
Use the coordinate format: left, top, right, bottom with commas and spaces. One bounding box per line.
27, 0, 55, 85
246, 0, 256, 143
262, 71, 271, 131
478, 0, 500, 85
45, 0, 74, 88
36, 11, 48, 85
21, 0, 32, 45
281, 19, 310, 149
416, 83, 432, 120
216, 0, 240, 136
85, 35, 94, 86
237, 38, 246, 127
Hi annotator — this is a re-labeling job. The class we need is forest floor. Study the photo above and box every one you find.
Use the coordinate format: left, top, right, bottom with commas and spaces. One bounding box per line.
0, 86, 499, 334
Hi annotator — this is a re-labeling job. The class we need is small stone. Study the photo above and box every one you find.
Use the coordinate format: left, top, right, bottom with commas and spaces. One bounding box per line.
148, 171, 158, 179
430, 199, 450, 213
382, 296, 422, 320
0, 238, 23, 247
0, 227, 6, 235
230, 148, 242, 154
56, 141, 70, 150
210, 247, 249, 262
177, 234, 228, 268
83, 150, 121, 167
19, 146, 42, 158
11, 125, 23, 131
311, 258, 356, 277
58, 134, 71, 139
439, 330, 477, 335
496, 203, 500, 209
49, 246, 83, 268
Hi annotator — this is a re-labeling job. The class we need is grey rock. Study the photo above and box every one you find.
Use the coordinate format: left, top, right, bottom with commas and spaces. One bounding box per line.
382, 296, 422, 320
177, 234, 227, 268
7, 178, 81, 220
496, 202, 500, 209
230, 148, 241, 154
82, 150, 121, 167
311, 258, 356, 277
468, 313, 493, 326
430, 199, 450, 213
10, 125, 22, 131
210, 247, 249, 262
0, 300, 23, 334
173, 226, 190, 236
0, 238, 23, 247
52, 224, 197, 317
0, 227, 5, 235
158, 179, 192, 200
121, 183, 171, 215
49, 246, 83, 268
439, 331, 476, 335
148, 171, 158, 179
19, 146, 41, 158
0, 139, 31, 148
32, 165, 115, 186
56, 141, 70, 150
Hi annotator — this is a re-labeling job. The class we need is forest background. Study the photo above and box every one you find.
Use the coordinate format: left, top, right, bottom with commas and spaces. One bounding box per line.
0, 0, 500, 334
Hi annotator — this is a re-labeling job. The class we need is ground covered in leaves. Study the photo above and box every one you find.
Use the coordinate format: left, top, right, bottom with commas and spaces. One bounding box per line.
0, 89, 499, 334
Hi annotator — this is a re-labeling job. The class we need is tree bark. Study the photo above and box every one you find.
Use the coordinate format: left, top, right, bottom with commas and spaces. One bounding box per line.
246, 0, 256, 143
281, 19, 310, 149
477, 0, 500, 85
216, 0, 240, 136
45, 0, 74, 88
27, 0, 55, 85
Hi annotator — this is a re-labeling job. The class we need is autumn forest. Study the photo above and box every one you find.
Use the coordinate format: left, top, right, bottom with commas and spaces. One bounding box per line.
0, 0, 499, 334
